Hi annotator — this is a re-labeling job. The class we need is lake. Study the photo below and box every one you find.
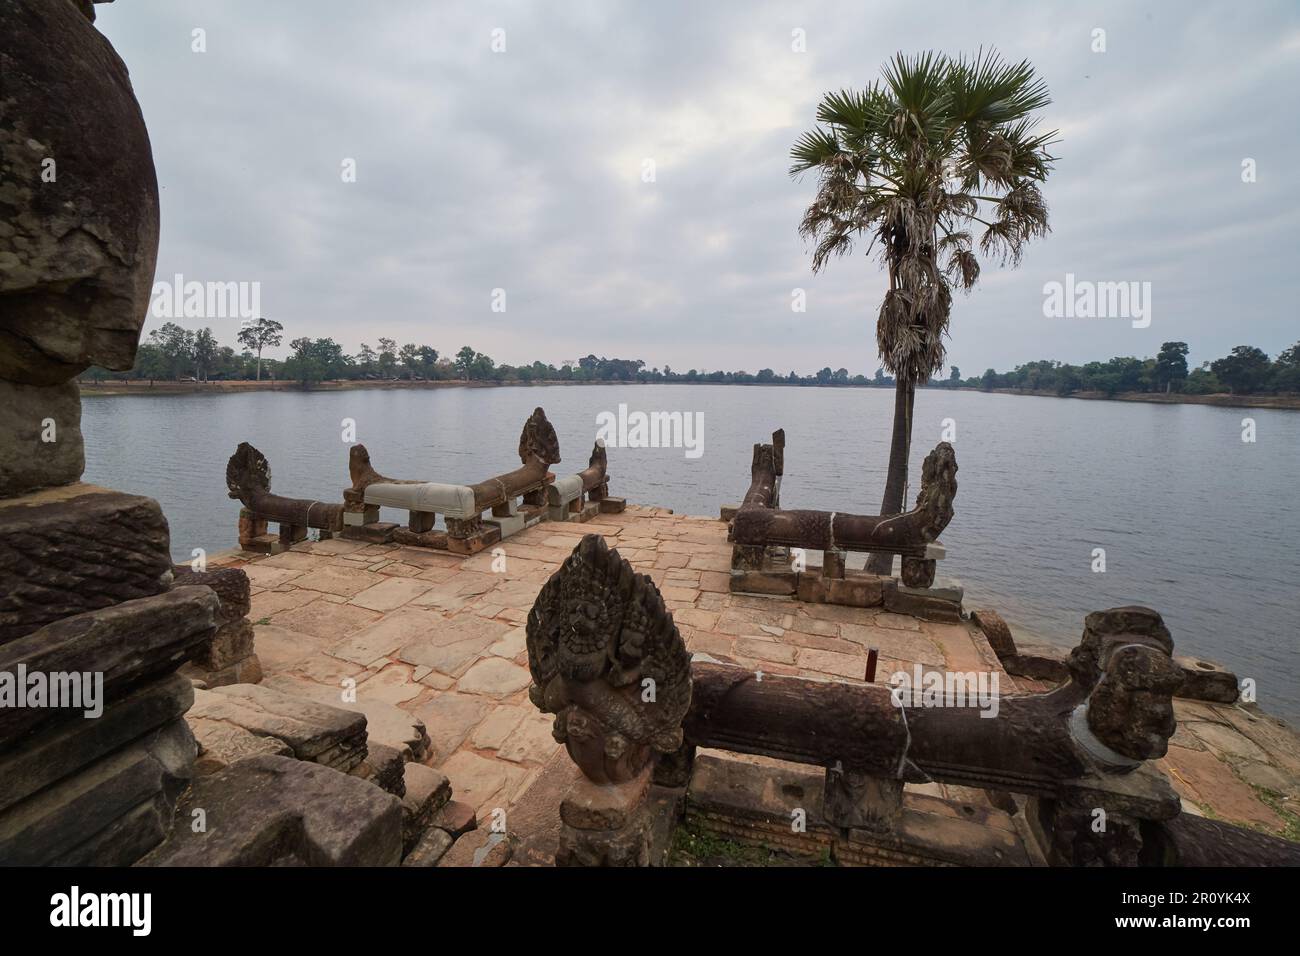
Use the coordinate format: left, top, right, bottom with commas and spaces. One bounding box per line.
81, 384, 1300, 723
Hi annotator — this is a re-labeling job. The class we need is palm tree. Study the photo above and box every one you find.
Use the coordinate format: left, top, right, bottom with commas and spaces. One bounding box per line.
791, 49, 1056, 573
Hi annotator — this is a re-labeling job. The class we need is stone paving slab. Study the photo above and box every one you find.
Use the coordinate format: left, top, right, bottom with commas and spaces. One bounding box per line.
230, 505, 1300, 842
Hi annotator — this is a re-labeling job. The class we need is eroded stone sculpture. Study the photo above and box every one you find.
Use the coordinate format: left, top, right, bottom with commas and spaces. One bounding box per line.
526, 533, 692, 865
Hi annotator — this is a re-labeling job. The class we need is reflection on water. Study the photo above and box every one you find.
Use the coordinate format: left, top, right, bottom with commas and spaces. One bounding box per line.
82, 384, 1300, 722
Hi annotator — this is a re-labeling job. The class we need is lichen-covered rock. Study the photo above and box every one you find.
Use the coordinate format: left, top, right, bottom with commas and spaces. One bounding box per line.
0, 0, 160, 385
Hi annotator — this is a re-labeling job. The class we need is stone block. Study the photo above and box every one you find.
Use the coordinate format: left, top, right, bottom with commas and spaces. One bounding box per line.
402, 827, 453, 866
171, 565, 251, 623
0, 484, 174, 642
190, 715, 294, 775
349, 741, 407, 797
0, 717, 195, 866
438, 828, 513, 867
0, 380, 84, 497
970, 608, 1017, 660
1175, 656, 1239, 704
884, 581, 963, 622
140, 755, 403, 866
0, 587, 218, 746
188, 683, 368, 773
731, 569, 797, 596
401, 763, 452, 852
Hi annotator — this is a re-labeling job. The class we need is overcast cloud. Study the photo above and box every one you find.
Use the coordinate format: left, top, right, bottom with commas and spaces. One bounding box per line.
98, 0, 1300, 376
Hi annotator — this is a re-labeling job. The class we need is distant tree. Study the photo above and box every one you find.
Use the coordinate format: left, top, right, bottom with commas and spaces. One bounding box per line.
376, 338, 398, 379
192, 327, 218, 382
1211, 346, 1271, 394
454, 346, 477, 379
398, 343, 420, 379
1153, 342, 1189, 393
236, 317, 283, 381
980, 368, 997, 391
356, 343, 377, 376
1272, 341, 1300, 393
949, 366, 961, 385
418, 346, 439, 379
149, 322, 195, 380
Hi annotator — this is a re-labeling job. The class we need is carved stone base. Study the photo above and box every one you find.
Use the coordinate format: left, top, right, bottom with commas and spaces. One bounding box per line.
730, 569, 798, 595
446, 524, 501, 555
391, 527, 449, 549
798, 573, 886, 607
341, 521, 398, 544
884, 580, 964, 622
556, 765, 653, 867
823, 766, 904, 833
597, 496, 626, 514
901, 556, 937, 588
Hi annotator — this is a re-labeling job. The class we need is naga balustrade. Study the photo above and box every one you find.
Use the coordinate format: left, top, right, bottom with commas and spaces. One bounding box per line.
342, 407, 562, 553
728, 430, 956, 606
545, 439, 626, 522
226, 443, 344, 553
524, 533, 1300, 867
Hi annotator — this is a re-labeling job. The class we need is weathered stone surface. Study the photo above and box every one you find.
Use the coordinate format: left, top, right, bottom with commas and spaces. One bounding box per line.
970, 609, 1016, 660
0, 586, 218, 746
432, 799, 478, 838
0, 672, 191, 812
884, 582, 963, 623
188, 683, 368, 772
141, 755, 402, 866
182, 651, 263, 689
261, 675, 430, 761
190, 715, 294, 775
0, 0, 160, 386
0, 717, 194, 866
191, 618, 255, 670
1155, 812, 1300, 866
458, 657, 531, 698
0, 485, 175, 642
402, 827, 453, 866
401, 763, 451, 852
560, 766, 653, 831
350, 740, 407, 797
0, 380, 84, 496
1005, 642, 1071, 682
438, 828, 513, 867
172, 565, 251, 623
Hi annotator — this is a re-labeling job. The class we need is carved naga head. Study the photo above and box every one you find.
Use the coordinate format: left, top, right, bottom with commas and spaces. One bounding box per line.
525, 534, 693, 784
225, 442, 271, 505
1070, 606, 1182, 762
913, 441, 958, 540
518, 407, 561, 468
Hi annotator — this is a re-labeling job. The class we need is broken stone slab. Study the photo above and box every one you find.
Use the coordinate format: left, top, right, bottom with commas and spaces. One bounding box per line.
190, 716, 294, 776
0, 586, 218, 747
188, 683, 368, 773
259, 675, 431, 761
0, 380, 84, 497
402, 827, 453, 867
0, 485, 175, 642
0, 672, 192, 813
140, 755, 402, 866
401, 762, 452, 852
970, 608, 1017, 660
171, 565, 251, 623
0, 717, 194, 866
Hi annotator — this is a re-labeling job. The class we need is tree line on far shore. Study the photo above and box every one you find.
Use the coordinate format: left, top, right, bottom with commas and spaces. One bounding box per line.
79, 320, 1299, 398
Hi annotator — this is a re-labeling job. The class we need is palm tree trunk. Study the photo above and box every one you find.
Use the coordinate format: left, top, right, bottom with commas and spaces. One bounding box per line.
866, 375, 915, 575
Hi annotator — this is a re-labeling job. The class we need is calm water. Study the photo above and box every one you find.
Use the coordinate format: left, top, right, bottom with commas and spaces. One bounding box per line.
82, 385, 1300, 722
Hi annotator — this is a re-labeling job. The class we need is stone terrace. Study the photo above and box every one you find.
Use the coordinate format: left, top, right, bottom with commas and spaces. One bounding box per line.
215, 505, 1299, 844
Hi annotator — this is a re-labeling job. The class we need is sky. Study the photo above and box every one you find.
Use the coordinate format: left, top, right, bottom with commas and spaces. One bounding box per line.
97, 0, 1300, 377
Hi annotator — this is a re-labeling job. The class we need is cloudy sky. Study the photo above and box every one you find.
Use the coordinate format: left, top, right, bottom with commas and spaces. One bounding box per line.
98, 0, 1300, 377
